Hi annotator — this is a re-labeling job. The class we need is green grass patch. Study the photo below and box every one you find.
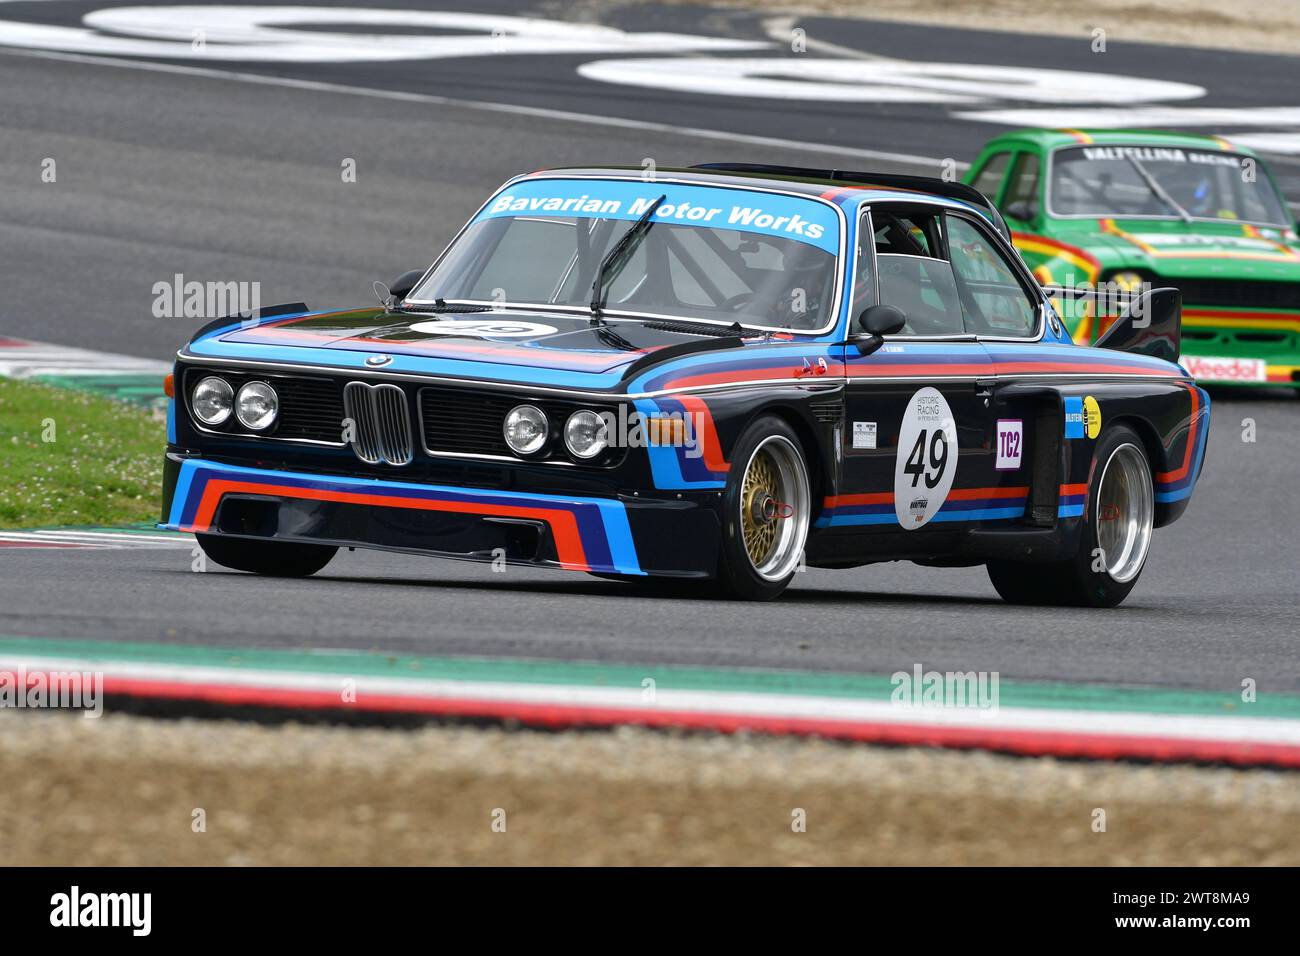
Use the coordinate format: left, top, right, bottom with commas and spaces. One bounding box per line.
0, 377, 164, 529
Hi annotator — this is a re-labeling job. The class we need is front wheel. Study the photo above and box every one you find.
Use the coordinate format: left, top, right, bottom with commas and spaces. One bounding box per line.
717, 417, 812, 601
987, 424, 1154, 608
196, 533, 337, 577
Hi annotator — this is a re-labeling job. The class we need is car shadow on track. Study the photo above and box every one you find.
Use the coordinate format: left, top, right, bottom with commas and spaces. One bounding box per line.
157, 567, 1011, 608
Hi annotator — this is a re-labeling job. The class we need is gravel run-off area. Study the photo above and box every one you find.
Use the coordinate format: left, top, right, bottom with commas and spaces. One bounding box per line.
5, 711, 1297, 865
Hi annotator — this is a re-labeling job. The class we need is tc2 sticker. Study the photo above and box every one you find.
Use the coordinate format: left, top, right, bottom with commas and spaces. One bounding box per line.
894, 387, 957, 529
852, 421, 877, 450
996, 419, 1023, 470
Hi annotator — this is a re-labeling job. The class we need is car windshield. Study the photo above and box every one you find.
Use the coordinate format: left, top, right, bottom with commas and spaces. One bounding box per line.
1049, 145, 1292, 226
409, 178, 842, 331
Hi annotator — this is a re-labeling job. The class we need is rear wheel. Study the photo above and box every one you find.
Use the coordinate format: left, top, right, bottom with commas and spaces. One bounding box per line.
717, 417, 812, 601
196, 533, 337, 577
988, 424, 1154, 608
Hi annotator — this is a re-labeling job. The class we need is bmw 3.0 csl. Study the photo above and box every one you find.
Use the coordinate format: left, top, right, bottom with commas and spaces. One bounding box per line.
161, 164, 1209, 605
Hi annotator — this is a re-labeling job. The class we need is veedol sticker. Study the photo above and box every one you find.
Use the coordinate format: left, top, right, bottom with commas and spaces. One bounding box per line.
996, 420, 1023, 470
894, 387, 957, 529
409, 319, 558, 338
1182, 356, 1267, 382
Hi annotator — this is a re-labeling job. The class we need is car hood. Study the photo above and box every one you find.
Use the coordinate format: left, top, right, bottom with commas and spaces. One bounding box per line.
1061, 219, 1300, 281
184, 306, 750, 390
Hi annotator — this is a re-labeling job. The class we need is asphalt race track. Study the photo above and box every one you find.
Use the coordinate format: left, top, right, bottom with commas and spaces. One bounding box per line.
1, 1, 1297, 695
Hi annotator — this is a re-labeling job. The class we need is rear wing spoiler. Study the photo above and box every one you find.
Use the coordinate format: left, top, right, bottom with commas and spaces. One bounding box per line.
691, 163, 1013, 241
1042, 285, 1182, 364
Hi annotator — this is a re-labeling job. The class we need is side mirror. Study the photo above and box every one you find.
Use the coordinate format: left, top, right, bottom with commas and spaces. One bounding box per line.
388, 269, 426, 301
857, 304, 906, 336
1003, 199, 1037, 223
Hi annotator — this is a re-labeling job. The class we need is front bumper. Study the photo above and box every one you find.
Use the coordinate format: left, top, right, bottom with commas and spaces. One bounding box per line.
1181, 308, 1300, 387
159, 454, 721, 578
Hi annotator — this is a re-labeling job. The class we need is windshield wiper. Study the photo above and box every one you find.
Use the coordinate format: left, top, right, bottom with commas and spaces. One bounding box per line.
403, 298, 492, 314
590, 194, 665, 324
1126, 156, 1193, 224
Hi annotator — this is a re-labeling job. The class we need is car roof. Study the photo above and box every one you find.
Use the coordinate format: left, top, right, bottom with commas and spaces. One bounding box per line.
524, 164, 990, 209
981, 128, 1262, 157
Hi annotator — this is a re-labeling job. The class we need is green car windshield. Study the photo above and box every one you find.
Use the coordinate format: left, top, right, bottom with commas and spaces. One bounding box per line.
1049, 145, 1292, 227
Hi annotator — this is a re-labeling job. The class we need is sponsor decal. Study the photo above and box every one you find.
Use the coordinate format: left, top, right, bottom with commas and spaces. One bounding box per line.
894, 387, 957, 529
995, 419, 1023, 470
1183, 355, 1267, 383
407, 319, 558, 339
1083, 395, 1102, 440
477, 179, 840, 254
1064, 396, 1084, 439
851, 421, 877, 450
1080, 146, 1244, 167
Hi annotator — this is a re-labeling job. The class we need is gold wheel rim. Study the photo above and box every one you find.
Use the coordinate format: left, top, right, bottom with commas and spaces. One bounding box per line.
741, 448, 781, 568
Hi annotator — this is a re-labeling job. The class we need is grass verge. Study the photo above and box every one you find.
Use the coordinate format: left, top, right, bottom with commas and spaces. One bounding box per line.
0, 377, 164, 529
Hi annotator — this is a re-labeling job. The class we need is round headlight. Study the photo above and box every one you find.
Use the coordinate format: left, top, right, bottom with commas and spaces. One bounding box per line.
565, 410, 608, 460
503, 404, 548, 455
192, 376, 233, 425
1110, 271, 1145, 293
236, 381, 278, 431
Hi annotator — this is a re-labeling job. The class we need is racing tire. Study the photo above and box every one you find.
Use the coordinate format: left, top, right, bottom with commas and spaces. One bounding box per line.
987, 424, 1154, 608
717, 416, 812, 601
196, 533, 337, 577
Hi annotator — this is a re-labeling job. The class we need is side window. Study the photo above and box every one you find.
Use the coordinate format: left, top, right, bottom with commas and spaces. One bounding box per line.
971, 152, 1012, 203
873, 207, 965, 336
1003, 153, 1041, 222
946, 215, 1038, 336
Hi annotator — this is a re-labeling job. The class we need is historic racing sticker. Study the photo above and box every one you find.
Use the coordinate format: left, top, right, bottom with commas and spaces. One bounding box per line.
894, 387, 957, 529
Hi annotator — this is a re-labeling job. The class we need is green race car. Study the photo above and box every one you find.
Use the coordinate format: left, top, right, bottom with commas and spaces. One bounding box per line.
966, 129, 1300, 387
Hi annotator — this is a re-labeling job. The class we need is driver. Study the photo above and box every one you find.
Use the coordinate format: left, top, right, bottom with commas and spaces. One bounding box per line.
766, 242, 830, 329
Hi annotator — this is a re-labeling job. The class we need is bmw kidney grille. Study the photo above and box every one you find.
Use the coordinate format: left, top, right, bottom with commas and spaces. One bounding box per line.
343, 381, 413, 466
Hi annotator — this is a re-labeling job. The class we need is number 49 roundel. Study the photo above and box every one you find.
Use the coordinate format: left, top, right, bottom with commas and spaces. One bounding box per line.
893, 387, 958, 529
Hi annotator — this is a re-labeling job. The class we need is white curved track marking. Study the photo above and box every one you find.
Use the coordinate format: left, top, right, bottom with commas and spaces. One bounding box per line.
0, 530, 192, 549
577, 58, 1205, 105
0, 5, 766, 61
